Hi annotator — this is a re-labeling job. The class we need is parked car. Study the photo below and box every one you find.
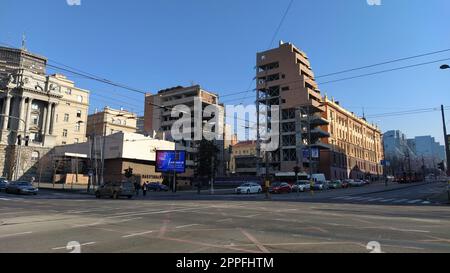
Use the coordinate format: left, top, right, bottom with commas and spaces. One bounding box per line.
312, 181, 329, 191
95, 182, 134, 199
147, 183, 169, 192
5, 181, 38, 195
329, 180, 343, 189
0, 178, 9, 192
292, 180, 311, 192
269, 182, 292, 194
235, 183, 262, 194
348, 179, 365, 187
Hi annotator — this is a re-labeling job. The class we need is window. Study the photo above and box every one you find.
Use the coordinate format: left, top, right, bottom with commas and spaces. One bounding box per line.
74, 138, 79, 143
75, 122, 81, 132
77, 110, 82, 118
77, 95, 83, 103
31, 151, 40, 161
66, 89, 72, 95
63, 129, 68, 138
31, 114, 39, 125
62, 141, 67, 145
64, 114, 69, 122
31, 103, 39, 110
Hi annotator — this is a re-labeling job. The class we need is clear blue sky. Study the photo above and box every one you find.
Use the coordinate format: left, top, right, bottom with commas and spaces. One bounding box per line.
1, 0, 450, 143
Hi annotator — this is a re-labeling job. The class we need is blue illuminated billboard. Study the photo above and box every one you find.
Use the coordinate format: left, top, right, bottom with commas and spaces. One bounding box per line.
156, 150, 186, 174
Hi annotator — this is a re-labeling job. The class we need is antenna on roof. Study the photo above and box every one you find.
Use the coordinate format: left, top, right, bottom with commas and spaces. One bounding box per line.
21, 33, 27, 51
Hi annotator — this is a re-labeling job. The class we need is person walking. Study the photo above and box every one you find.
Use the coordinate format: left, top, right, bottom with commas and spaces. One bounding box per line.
134, 182, 140, 196
142, 182, 148, 197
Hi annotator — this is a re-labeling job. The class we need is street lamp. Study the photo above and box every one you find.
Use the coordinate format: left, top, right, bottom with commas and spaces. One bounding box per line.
440, 64, 450, 203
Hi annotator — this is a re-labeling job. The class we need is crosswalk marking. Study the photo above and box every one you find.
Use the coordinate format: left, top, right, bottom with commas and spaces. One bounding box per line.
331, 196, 436, 205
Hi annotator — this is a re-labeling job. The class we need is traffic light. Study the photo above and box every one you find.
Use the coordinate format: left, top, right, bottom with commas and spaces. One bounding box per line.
124, 167, 133, 179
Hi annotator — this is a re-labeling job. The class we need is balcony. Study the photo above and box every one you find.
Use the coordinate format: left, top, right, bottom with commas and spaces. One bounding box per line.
310, 128, 331, 139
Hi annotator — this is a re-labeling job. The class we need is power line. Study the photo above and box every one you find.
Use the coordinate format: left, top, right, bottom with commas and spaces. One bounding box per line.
318, 57, 450, 85
316, 48, 450, 78
367, 107, 450, 119
222, 56, 450, 104
268, 0, 295, 49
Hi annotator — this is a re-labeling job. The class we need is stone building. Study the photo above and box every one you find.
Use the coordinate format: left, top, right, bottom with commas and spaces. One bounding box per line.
86, 107, 137, 138
0, 46, 89, 181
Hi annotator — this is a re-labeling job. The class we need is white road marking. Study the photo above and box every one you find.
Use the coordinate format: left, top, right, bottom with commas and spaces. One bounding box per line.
0, 198, 11, 201
367, 198, 385, 202
393, 199, 409, 203
408, 200, 422, 204
422, 201, 432, 205
380, 199, 395, 203
52, 242, 96, 250
122, 231, 154, 238
216, 218, 233, 222
176, 224, 200, 229
0, 231, 33, 239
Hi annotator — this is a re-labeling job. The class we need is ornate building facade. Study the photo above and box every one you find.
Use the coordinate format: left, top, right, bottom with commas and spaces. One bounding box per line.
0, 46, 89, 180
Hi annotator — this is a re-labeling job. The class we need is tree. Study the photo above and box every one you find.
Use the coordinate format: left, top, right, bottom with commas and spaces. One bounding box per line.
195, 139, 220, 179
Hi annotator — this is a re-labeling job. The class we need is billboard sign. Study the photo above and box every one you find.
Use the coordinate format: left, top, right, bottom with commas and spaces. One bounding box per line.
156, 150, 186, 174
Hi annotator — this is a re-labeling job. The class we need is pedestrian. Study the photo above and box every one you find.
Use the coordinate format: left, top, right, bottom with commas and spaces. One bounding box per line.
142, 182, 148, 197
134, 182, 140, 196
30, 176, 36, 186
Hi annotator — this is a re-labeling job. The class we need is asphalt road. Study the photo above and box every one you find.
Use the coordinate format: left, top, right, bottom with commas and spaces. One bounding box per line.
0, 180, 449, 253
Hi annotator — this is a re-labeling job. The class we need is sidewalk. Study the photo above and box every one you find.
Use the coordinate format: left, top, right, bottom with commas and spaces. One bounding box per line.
37, 182, 92, 194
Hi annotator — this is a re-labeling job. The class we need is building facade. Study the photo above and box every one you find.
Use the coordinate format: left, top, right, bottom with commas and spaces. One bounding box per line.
53, 132, 176, 186
256, 41, 384, 180
230, 140, 259, 176
320, 97, 384, 180
86, 107, 137, 138
144, 85, 226, 182
256, 41, 330, 176
0, 46, 89, 180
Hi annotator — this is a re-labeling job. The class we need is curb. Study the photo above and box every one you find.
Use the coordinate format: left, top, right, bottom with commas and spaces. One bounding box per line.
348, 181, 440, 196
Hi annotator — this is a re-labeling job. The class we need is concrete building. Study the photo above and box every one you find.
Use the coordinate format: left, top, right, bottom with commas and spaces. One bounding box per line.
86, 107, 137, 138
144, 85, 226, 182
53, 132, 176, 186
256, 41, 330, 176
412, 135, 446, 163
136, 116, 145, 134
230, 140, 259, 176
0, 46, 89, 180
320, 97, 384, 180
383, 130, 415, 159
255, 41, 383, 180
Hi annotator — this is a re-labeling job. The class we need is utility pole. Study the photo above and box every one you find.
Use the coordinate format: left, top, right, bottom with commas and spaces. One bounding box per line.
441, 105, 450, 177
210, 154, 215, 195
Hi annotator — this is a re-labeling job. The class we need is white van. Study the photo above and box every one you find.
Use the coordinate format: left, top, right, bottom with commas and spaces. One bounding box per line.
310, 174, 326, 183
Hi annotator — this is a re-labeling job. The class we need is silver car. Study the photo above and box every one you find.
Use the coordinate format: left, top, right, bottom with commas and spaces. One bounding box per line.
6, 181, 38, 195
292, 180, 311, 192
